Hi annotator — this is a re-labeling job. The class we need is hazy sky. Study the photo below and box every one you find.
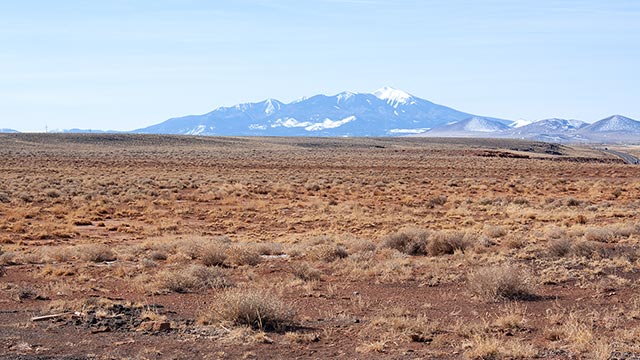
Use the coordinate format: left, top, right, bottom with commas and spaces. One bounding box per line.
1, 0, 639, 132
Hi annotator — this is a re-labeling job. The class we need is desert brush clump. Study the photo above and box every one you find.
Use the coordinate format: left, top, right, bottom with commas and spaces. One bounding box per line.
382, 228, 472, 256
79, 244, 116, 262
467, 264, 536, 302
152, 264, 231, 293
382, 228, 429, 255
199, 288, 295, 332
290, 262, 322, 281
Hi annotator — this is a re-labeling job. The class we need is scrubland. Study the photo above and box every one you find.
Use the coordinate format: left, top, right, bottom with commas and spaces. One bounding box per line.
1, 134, 639, 359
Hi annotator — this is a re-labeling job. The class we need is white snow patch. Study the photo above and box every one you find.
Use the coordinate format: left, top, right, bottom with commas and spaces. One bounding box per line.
337, 91, 355, 103
271, 118, 312, 128
389, 128, 430, 134
373, 86, 414, 108
305, 116, 356, 131
264, 99, 278, 115
512, 119, 533, 128
185, 125, 208, 135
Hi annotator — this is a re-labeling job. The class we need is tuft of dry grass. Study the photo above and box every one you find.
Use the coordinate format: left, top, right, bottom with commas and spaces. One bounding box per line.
201, 242, 228, 267
464, 335, 537, 359
79, 244, 116, 262
290, 262, 322, 281
382, 228, 429, 255
547, 238, 573, 257
199, 288, 295, 332
152, 264, 231, 293
306, 244, 348, 262
427, 231, 472, 256
467, 264, 536, 302
225, 244, 262, 267
382, 228, 472, 256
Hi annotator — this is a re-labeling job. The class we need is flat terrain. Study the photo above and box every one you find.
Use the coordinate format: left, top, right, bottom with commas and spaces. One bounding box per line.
1, 134, 639, 359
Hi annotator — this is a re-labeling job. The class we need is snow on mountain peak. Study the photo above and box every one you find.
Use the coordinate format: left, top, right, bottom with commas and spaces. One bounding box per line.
512, 119, 533, 128
373, 86, 414, 108
264, 99, 279, 115
337, 91, 356, 104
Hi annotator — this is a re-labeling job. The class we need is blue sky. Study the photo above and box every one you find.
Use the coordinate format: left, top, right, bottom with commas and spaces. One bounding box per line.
1, 0, 638, 132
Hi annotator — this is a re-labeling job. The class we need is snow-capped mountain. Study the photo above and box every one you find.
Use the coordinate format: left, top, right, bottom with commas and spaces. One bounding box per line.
418, 117, 511, 137
501, 118, 588, 142
127, 88, 639, 143
580, 115, 640, 133
575, 115, 640, 143
0, 128, 19, 133
135, 87, 511, 137
506, 118, 586, 136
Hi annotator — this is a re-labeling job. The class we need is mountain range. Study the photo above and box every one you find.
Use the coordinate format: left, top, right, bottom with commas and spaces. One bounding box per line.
131, 87, 639, 143
135, 86, 510, 137
4, 87, 639, 143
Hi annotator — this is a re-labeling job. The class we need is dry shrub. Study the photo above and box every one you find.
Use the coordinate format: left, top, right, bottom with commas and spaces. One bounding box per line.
383, 229, 472, 256
149, 250, 168, 261
382, 228, 429, 255
547, 238, 573, 257
427, 231, 472, 255
0, 192, 10, 203
426, 195, 447, 208
0, 265, 5, 277
464, 335, 537, 359
0, 251, 21, 265
468, 264, 536, 302
225, 244, 261, 266
369, 310, 440, 343
584, 227, 614, 243
176, 239, 205, 260
306, 244, 348, 262
201, 242, 228, 267
565, 197, 582, 207
572, 241, 603, 258
255, 242, 284, 256
79, 244, 116, 262
153, 264, 231, 293
200, 288, 295, 331
290, 262, 321, 281
484, 226, 507, 239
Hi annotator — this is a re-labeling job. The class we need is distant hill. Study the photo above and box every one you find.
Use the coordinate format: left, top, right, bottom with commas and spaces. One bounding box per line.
418, 117, 511, 137
0, 128, 19, 133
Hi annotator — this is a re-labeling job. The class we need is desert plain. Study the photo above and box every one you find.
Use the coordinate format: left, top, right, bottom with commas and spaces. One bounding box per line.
1, 134, 640, 359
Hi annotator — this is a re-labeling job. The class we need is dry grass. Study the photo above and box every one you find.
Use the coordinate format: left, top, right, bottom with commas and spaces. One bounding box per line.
467, 264, 536, 302
463, 335, 537, 359
199, 288, 295, 332
290, 262, 322, 281
151, 264, 231, 293
1, 135, 639, 357
79, 244, 116, 262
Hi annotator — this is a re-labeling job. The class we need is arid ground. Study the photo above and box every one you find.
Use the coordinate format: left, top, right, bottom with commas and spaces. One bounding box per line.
1, 134, 639, 359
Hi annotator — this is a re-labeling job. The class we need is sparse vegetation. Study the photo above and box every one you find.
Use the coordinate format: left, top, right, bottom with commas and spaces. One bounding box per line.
0, 134, 638, 358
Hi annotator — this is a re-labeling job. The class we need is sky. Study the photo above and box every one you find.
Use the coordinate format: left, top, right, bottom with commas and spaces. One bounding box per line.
1, 0, 639, 132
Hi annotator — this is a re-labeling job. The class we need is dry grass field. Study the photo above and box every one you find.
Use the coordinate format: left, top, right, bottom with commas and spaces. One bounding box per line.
1, 133, 639, 359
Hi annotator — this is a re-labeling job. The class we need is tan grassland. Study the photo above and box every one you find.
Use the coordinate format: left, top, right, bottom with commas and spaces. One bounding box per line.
1, 133, 639, 359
